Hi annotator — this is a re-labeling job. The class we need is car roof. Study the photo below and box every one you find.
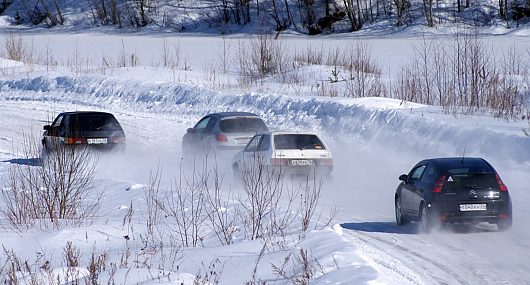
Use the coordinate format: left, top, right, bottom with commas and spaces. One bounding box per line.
422, 157, 494, 172
59, 111, 115, 116
255, 131, 319, 136
209, 112, 259, 118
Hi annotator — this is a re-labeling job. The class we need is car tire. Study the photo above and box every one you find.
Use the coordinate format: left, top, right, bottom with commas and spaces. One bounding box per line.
497, 218, 512, 231
419, 204, 433, 233
395, 196, 409, 226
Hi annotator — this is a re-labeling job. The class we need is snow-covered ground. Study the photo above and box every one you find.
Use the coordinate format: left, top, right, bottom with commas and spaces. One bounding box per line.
0, 28, 530, 284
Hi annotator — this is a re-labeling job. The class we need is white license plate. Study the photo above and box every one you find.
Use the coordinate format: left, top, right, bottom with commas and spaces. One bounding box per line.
236, 138, 250, 144
459, 204, 487, 211
87, 138, 108, 144
290, 160, 313, 166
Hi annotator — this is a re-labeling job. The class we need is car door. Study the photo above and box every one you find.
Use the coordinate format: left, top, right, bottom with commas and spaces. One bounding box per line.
184, 116, 212, 152
401, 164, 427, 215
240, 135, 262, 170
44, 114, 66, 148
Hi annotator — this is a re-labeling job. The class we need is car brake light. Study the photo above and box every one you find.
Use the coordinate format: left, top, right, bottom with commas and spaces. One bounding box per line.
496, 174, 508, 192
498, 213, 509, 219
66, 137, 87, 145
318, 158, 333, 166
216, 134, 228, 142
270, 158, 289, 166
112, 136, 126, 144
432, 175, 446, 193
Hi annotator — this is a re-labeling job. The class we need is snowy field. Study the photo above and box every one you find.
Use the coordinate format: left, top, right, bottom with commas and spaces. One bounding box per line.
0, 29, 530, 284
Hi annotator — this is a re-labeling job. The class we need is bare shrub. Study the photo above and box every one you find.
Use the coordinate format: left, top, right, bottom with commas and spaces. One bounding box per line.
2, 31, 26, 61
0, 134, 100, 230
193, 258, 224, 285
144, 168, 163, 245
159, 168, 207, 247
204, 167, 238, 245
298, 178, 323, 232
161, 38, 180, 69
293, 45, 324, 66
117, 39, 140, 67
344, 41, 385, 98
239, 34, 287, 83
237, 157, 285, 240
393, 30, 528, 118
86, 249, 109, 285
217, 36, 231, 74
63, 241, 81, 268
272, 247, 323, 285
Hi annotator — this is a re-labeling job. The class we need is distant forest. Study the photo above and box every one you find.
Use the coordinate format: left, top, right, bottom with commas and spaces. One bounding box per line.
1, 0, 530, 33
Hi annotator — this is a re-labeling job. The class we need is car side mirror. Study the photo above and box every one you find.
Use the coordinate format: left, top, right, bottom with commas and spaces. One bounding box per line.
399, 174, 408, 182
43, 125, 51, 131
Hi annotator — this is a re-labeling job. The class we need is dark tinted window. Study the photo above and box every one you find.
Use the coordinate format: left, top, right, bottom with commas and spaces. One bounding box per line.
274, 134, 325, 150
194, 117, 211, 132
70, 114, 123, 132
444, 173, 498, 192
420, 165, 437, 184
258, 135, 270, 151
220, 118, 267, 133
410, 165, 426, 181
52, 115, 64, 128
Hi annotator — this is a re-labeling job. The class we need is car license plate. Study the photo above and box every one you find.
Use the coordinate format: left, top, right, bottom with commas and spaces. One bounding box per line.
236, 138, 250, 144
459, 204, 487, 211
290, 160, 313, 166
87, 138, 108, 144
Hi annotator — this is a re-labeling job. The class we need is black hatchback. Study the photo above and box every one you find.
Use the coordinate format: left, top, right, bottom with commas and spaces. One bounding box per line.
394, 157, 512, 232
42, 111, 126, 151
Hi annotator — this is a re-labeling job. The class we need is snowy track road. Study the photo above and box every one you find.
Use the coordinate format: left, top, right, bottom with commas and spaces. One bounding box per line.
1, 97, 530, 284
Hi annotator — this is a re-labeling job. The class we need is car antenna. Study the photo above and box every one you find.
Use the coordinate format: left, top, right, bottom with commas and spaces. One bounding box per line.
461, 145, 467, 165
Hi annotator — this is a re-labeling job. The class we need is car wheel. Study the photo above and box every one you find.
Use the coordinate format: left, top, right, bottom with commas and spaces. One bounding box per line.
497, 218, 512, 231
419, 204, 433, 233
395, 196, 408, 226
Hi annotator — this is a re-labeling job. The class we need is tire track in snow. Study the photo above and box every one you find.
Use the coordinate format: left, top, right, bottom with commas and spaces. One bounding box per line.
348, 229, 483, 285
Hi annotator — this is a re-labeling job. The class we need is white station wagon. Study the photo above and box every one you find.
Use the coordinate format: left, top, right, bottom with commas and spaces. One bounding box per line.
232, 131, 333, 178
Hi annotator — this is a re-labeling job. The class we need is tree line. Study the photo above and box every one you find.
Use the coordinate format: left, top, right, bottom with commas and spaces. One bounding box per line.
4, 0, 530, 33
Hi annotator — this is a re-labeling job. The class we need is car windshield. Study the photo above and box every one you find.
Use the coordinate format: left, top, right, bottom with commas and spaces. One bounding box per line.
274, 134, 325, 150
220, 117, 267, 133
70, 114, 123, 132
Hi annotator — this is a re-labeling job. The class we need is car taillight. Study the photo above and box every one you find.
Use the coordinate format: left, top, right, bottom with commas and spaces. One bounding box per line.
66, 137, 86, 145
432, 175, 446, 193
318, 158, 333, 166
112, 136, 126, 144
498, 213, 510, 219
270, 158, 289, 166
216, 134, 228, 142
496, 174, 508, 192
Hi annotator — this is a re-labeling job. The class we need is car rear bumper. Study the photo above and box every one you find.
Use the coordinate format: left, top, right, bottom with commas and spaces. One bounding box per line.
430, 199, 512, 224
270, 165, 333, 177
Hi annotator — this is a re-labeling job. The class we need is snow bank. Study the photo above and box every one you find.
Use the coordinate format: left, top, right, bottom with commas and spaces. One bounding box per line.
1, 75, 529, 164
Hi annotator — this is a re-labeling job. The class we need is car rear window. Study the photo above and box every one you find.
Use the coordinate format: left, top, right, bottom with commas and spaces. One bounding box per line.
70, 114, 123, 132
274, 134, 326, 150
444, 173, 499, 192
220, 117, 267, 133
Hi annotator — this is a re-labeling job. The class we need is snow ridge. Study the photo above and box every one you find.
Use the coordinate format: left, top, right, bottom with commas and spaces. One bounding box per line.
1, 75, 529, 163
